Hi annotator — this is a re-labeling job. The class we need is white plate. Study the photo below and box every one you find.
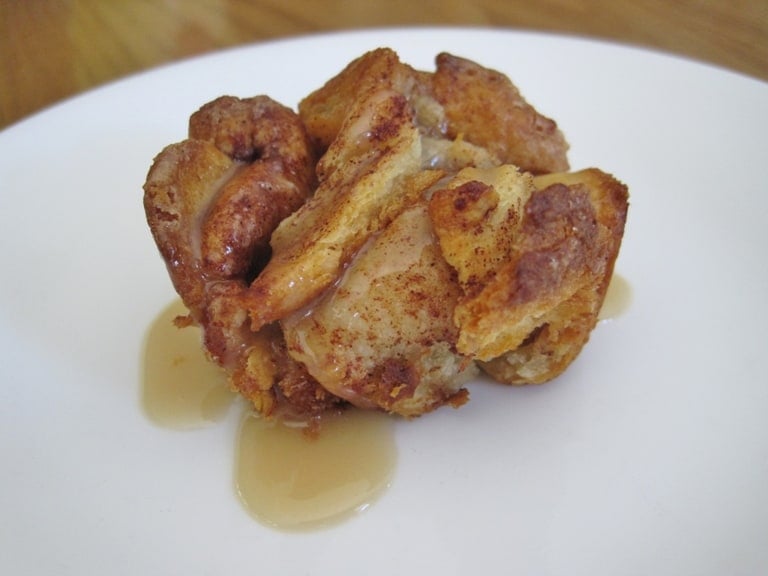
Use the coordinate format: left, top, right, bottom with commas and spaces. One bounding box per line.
1, 27, 767, 575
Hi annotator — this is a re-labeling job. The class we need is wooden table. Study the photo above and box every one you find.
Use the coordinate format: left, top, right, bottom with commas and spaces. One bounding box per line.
1, 0, 766, 131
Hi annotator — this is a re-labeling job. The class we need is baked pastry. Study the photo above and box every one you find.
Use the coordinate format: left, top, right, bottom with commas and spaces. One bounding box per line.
143, 49, 628, 420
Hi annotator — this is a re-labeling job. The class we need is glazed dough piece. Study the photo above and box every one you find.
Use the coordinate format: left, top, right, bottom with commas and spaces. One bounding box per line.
478, 169, 628, 384
429, 53, 570, 175
298, 48, 417, 150
144, 139, 237, 318
429, 168, 629, 383
282, 204, 474, 417
144, 96, 338, 418
244, 85, 444, 331
298, 48, 569, 175
144, 95, 316, 323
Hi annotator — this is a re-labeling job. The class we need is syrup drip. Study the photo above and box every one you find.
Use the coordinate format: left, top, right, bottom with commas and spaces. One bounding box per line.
235, 409, 397, 531
142, 299, 235, 428
599, 274, 632, 320
143, 300, 397, 530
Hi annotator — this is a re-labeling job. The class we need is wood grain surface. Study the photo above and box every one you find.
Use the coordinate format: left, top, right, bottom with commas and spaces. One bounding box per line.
1, 0, 766, 130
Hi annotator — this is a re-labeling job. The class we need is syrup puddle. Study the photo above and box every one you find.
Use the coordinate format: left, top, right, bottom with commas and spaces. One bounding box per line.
143, 271, 627, 531
235, 410, 396, 531
142, 299, 397, 530
599, 273, 632, 320
142, 300, 236, 428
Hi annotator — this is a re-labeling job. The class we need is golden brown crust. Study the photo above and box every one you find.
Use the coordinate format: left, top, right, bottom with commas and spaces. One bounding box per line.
189, 95, 317, 191
143, 139, 235, 316
430, 53, 570, 175
232, 323, 344, 418
428, 166, 627, 383
143, 96, 316, 315
298, 49, 569, 176
477, 169, 629, 383
242, 89, 439, 331
298, 48, 416, 150
281, 205, 476, 417
428, 165, 532, 293
144, 95, 330, 418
